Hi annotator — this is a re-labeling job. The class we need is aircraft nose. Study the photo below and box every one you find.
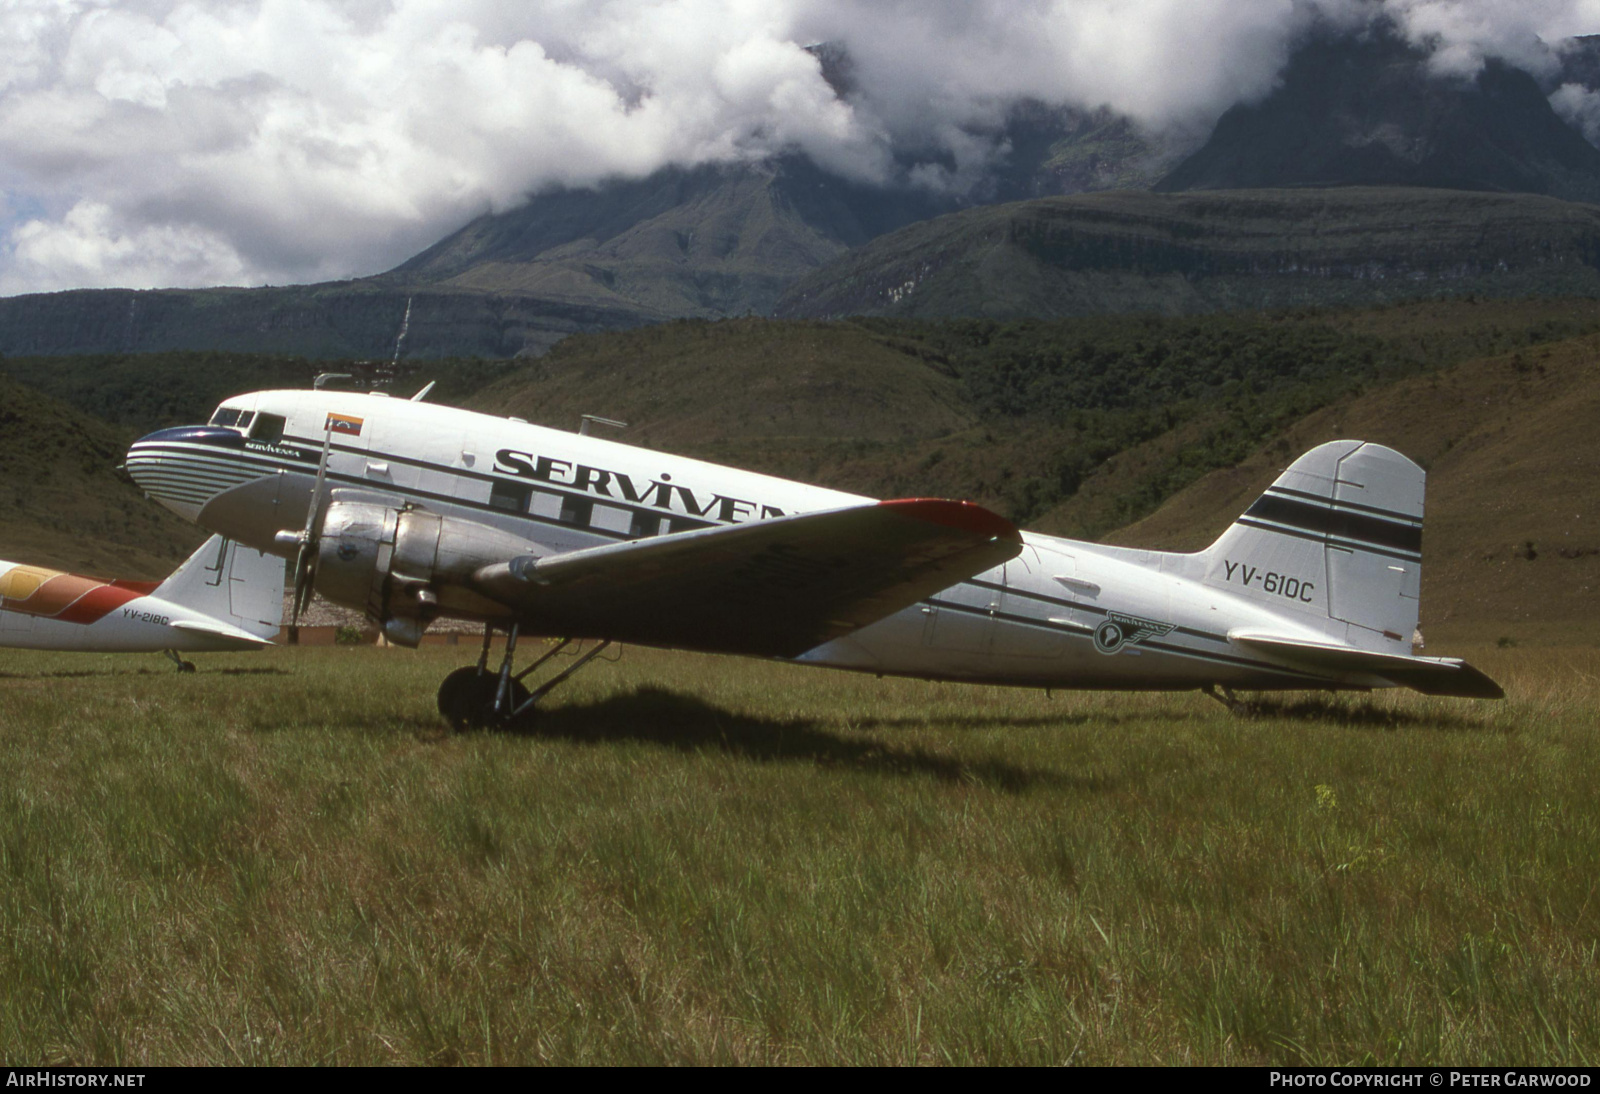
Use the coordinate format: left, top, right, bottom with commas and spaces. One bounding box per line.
125, 425, 254, 522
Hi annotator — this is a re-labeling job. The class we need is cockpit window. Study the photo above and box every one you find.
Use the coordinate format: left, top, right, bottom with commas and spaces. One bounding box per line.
250, 413, 286, 443
236, 411, 255, 430
210, 407, 242, 428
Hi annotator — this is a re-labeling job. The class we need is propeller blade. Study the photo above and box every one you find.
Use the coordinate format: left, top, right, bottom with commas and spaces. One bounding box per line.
290, 424, 336, 627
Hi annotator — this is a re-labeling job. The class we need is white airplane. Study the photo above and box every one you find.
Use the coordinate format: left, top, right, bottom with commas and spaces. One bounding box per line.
0, 535, 285, 667
123, 389, 1501, 725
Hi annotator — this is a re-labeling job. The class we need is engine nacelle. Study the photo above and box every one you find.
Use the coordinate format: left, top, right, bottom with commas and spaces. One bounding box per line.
315, 500, 546, 647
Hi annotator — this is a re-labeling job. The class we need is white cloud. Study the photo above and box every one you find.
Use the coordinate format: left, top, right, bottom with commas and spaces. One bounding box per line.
1551, 80, 1600, 142
1385, 0, 1600, 78
0, 0, 1597, 295
0, 199, 248, 294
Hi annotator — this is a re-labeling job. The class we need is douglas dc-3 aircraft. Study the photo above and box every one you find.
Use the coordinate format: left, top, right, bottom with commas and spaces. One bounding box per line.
0, 535, 285, 667
123, 389, 1502, 726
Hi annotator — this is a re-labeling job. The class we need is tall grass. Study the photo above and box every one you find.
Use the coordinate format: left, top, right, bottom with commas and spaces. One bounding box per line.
0, 645, 1593, 1064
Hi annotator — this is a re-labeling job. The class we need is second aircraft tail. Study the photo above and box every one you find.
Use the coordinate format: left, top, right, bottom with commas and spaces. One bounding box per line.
153, 535, 286, 642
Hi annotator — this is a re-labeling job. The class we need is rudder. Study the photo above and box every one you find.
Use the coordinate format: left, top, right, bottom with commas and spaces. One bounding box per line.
1200, 441, 1424, 654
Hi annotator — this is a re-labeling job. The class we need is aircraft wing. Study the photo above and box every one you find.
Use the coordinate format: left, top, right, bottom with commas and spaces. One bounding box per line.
1229, 632, 1505, 699
471, 498, 1023, 658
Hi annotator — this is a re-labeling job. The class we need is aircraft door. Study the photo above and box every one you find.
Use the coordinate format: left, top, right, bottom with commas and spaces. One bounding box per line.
0, 566, 39, 637
994, 548, 1073, 658
923, 574, 999, 655
225, 539, 287, 632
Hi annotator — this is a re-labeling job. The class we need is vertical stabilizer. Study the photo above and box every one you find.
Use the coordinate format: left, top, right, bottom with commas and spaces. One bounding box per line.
1200, 441, 1424, 654
153, 535, 287, 640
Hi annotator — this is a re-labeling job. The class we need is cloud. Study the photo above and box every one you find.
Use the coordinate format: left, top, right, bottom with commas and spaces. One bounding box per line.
0, 199, 248, 294
1, 0, 1598, 295
1383, 0, 1600, 79
1551, 80, 1600, 142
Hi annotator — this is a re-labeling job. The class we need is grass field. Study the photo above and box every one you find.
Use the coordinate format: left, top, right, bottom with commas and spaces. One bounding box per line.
0, 643, 1595, 1065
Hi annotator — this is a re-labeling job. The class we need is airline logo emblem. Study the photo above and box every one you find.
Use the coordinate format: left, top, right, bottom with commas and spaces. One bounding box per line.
326, 413, 364, 437
1093, 612, 1176, 655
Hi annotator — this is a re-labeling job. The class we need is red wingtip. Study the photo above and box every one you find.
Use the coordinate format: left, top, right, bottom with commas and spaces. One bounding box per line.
878, 498, 1022, 541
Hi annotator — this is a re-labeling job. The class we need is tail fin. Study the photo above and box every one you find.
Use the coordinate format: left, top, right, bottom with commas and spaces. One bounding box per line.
153, 535, 286, 641
1200, 441, 1424, 654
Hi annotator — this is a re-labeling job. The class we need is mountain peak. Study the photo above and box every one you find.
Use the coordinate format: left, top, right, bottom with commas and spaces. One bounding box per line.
1156, 21, 1600, 201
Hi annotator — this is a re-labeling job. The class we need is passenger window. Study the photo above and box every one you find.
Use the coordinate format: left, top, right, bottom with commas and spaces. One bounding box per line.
250, 414, 286, 443
490, 481, 532, 513
559, 497, 593, 526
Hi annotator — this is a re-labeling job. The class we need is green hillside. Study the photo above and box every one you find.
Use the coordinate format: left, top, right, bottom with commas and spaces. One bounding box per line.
473, 300, 1600, 529
0, 375, 206, 577
1098, 333, 1600, 645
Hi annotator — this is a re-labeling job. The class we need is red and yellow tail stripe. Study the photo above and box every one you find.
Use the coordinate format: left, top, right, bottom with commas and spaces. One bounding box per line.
0, 564, 157, 624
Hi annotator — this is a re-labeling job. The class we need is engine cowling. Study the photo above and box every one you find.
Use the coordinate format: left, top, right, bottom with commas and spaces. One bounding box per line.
314, 499, 547, 647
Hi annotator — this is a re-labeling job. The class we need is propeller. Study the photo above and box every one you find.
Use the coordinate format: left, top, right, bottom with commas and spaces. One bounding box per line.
274, 424, 336, 628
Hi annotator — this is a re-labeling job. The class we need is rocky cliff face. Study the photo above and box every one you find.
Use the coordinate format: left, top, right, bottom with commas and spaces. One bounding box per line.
776, 188, 1600, 321
1157, 25, 1600, 201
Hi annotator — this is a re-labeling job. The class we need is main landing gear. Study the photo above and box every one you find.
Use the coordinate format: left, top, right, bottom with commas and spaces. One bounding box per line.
437, 624, 613, 731
163, 649, 196, 673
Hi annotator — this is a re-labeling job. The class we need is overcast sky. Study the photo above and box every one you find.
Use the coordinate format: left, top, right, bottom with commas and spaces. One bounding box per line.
4, 0, 1600, 297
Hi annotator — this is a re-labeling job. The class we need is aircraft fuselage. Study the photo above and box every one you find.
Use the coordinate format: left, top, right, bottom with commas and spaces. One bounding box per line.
125, 390, 1413, 693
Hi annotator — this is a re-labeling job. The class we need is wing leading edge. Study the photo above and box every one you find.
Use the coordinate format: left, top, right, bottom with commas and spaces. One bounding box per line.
471, 498, 1023, 658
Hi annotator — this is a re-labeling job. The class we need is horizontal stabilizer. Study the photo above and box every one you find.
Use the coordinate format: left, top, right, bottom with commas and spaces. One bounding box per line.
1229, 631, 1504, 699
472, 498, 1023, 658
168, 619, 276, 649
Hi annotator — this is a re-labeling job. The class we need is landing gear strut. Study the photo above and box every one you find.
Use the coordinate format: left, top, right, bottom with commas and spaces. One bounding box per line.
163, 649, 196, 673
1201, 684, 1244, 713
437, 624, 613, 731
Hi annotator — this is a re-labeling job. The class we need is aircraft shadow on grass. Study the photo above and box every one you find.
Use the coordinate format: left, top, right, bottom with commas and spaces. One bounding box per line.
1236, 694, 1493, 732
849, 709, 1200, 731
506, 686, 1095, 793
0, 666, 289, 680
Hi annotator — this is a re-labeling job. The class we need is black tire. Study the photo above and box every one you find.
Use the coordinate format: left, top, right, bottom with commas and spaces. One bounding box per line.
437, 667, 479, 728
437, 667, 531, 731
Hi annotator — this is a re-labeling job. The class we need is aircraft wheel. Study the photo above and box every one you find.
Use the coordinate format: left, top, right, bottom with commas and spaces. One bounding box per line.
437, 667, 478, 725
437, 667, 530, 731
177, 660, 197, 674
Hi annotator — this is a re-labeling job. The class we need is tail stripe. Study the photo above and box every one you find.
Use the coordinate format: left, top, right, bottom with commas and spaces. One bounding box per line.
1241, 490, 1422, 558
1233, 519, 1421, 563
1264, 484, 1423, 523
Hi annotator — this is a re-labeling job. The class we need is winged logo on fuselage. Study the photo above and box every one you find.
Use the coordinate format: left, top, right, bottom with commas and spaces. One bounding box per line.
1092, 611, 1176, 655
